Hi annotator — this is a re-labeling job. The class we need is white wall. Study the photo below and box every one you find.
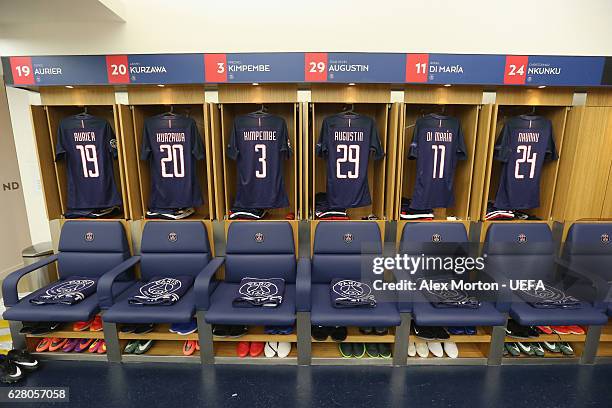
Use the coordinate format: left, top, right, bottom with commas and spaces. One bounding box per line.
6, 87, 51, 246
0, 0, 611, 56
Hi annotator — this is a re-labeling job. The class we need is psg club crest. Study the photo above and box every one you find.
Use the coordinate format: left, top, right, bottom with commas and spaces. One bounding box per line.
332, 280, 372, 301
254, 232, 265, 243
343, 233, 353, 244
109, 138, 117, 149
168, 232, 178, 242
432, 234, 442, 242
601, 234, 610, 244
45, 279, 95, 302
238, 280, 279, 298
518, 233, 527, 243
139, 278, 183, 302
84, 232, 95, 242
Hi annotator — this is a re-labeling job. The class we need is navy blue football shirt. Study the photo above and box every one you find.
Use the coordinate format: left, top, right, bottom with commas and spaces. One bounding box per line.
494, 115, 558, 209
55, 114, 122, 210
316, 113, 384, 209
409, 114, 467, 210
227, 113, 291, 209
141, 114, 205, 209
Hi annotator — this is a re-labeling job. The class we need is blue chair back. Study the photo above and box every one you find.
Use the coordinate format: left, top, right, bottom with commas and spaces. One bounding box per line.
563, 223, 612, 282
224, 222, 296, 283
57, 221, 130, 279
312, 221, 382, 284
140, 221, 211, 281
484, 223, 555, 280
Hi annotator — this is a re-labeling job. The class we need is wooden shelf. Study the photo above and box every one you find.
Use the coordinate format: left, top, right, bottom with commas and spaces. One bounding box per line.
596, 342, 612, 357
599, 323, 612, 342
121, 340, 199, 357
213, 326, 297, 342
408, 342, 488, 360
311, 342, 392, 359
313, 327, 395, 343
503, 333, 586, 343
118, 323, 198, 341
26, 325, 104, 339
413, 327, 491, 344
214, 341, 297, 358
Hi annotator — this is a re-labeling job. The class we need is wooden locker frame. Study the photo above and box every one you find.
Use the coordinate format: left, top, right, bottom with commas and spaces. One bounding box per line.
309, 84, 393, 221
122, 86, 214, 221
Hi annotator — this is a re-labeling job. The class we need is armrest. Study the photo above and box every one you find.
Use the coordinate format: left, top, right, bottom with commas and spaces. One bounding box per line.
194, 257, 224, 311
2, 254, 58, 307
554, 258, 610, 308
97, 256, 140, 309
478, 267, 512, 313
296, 258, 311, 312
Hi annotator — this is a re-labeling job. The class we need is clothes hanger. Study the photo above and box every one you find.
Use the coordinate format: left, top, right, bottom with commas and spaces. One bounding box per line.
161, 105, 177, 117
75, 106, 90, 118
251, 104, 269, 115
340, 103, 357, 115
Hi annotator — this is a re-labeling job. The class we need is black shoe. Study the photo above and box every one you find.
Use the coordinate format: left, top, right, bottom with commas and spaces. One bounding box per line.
377, 343, 392, 358
365, 343, 380, 358
339, 343, 353, 358
352, 343, 366, 358
0, 355, 24, 384
7, 350, 39, 372
133, 324, 155, 335
120, 324, 137, 334
412, 324, 437, 340
311, 326, 330, 341
228, 325, 248, 338
359, 327, 374, 335
212, 325, 230, 337
527, 326, 540, 338
19, 322, 38, 334
506, 320, 531, 339
374, 327, 389, 336
330, 326, 348, 342
29, 322, 60, 336
430, 327, 450, 340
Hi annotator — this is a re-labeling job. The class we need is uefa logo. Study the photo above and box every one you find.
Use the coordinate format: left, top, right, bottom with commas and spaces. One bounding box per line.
518, 233, 527, 243
432, 234, 442, 242
254, 232, 265, 243
84, 232, 94, 242
343, 233, 353, 244
168, 232, 178, 242
601, 233, 610, 244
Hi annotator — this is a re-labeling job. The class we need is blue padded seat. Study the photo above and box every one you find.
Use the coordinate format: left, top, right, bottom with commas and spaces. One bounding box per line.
204, 221, 299, 325
3, 221, 131, 322
103, 221, 211, 324
484, 223, 607, 326
309, 221, 400, 327
399, 223, 506, 326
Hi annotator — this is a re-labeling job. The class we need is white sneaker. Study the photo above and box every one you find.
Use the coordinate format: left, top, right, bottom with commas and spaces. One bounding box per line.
416, 342, 429, 358
408, 341, 417, 357
276, 342, 291, 358
427, 342, 444, 358
264, 342, 277, 358
443, 342, 459, 359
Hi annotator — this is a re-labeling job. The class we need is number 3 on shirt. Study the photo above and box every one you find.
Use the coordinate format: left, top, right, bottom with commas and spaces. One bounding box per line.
76, 145, 99, 178
255, 144, 267, 178
160, 144, 185, 178
336, 144, 360, 179
515, 145, 537, 179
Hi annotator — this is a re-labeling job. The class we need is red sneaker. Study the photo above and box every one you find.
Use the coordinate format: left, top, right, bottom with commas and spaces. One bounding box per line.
36, 338, 52, 352
195, 341, 200, 351
183, 340, 196, 356
237, 341, 250, 357
48, 338, 68, 352
88, 339, 103, 353
73, 319, 94, 331
90, 316, 103, 332
96, 340, 107, 354
551, 326, 572, 335
249, 342, 265, 357
566, 325, 585, 335
536, 326, 553, 334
